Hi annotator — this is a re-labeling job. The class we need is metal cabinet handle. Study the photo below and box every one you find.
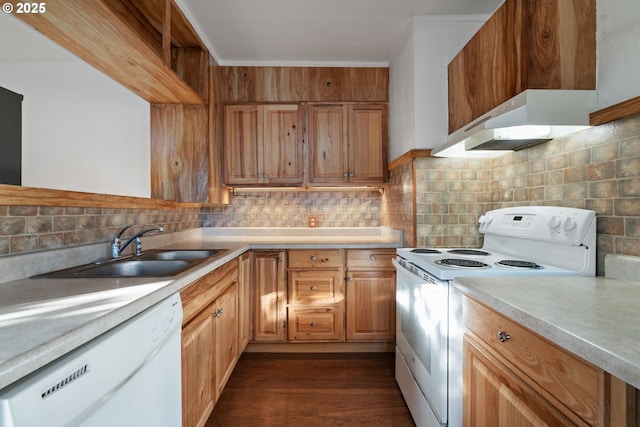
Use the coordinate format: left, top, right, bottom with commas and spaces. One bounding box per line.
215, 308, 223, 318
370, 255, 377, 261
498, 331, 510, 342
311, 255, 317, 261
349, 172, 354, 177
347, 277, 353, 282
310, 285, 318, 291
343, 173, 348, 178
311, 322, 318, 327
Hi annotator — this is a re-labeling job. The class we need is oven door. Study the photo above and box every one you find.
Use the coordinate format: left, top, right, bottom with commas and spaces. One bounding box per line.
393, 258, 448, 425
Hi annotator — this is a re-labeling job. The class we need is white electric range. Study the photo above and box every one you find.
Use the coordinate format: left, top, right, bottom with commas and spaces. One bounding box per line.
393, 206, 597, 427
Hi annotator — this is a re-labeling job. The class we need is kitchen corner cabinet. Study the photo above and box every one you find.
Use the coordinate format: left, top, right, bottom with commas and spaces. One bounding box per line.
287, 250, 345, 341
251, 250, 287, 342
224, 104, 303, 186
447, 0, 596, 134
345, 249, 396, 342
308, 103, 388, 185
462, 296, 606, 427
180, 260, 239, 427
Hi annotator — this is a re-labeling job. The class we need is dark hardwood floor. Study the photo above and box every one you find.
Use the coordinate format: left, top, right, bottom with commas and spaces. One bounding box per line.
205, 352, 416, 427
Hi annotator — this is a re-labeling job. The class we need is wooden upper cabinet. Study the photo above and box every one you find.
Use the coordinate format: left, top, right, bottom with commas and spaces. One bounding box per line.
308, 103, 388, 185
448, 0, 596, 134
224, 104, 303, 186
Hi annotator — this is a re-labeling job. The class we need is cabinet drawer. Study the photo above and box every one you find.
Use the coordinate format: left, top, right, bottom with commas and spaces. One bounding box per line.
288, 306, 344, 341
346, 249, 395, 270
288, 249, 342, 268
288, 270, 343, 304
463, 296, 605, 426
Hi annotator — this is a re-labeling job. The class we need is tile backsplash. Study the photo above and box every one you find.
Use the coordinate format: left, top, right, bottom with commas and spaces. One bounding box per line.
383, 112, 640, 274
201, 190, 382, 228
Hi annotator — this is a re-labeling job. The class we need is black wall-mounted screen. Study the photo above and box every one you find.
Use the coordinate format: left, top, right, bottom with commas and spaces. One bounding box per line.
0, 86, 23, 185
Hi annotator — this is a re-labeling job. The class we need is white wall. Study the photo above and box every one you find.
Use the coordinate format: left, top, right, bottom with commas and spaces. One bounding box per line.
0, 13, 151, 198
388, 16, 486, 160
596, 0, 640, 109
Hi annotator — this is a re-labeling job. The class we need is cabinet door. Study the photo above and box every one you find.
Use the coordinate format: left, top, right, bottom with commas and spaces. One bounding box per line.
224, 104, 262, 185
214, 282, 239, 401
182, 307, 215, 427
238, 252, 251, 352
262, 104, 303, 185
348, 104, 387, 184
308, 104, 348, 184
251, 251, 287, 342
346, 271, 395, 341
463, 336, 575, 427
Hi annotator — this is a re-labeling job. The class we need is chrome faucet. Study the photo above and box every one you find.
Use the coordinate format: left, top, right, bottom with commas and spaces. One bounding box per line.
111, 225, 164, 259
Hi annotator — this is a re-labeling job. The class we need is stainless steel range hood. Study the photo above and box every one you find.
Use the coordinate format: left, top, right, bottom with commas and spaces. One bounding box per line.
432, 89, 597, 158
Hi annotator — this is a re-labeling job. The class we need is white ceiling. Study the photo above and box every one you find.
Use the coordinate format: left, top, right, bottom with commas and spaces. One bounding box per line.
177, 0, 503, 67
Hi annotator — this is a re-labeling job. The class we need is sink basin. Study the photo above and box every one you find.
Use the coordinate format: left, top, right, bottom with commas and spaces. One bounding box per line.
38, 259, 194, 278
35, 248, 230, 279
77, 260, 193, 277
139, 249, 225, 261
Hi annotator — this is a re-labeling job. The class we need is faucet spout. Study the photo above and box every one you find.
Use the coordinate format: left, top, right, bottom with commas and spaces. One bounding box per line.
111, 226, 164, 258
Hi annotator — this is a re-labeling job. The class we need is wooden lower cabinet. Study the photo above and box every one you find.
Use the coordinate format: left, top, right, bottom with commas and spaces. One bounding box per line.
287, 250, 345, 342
213, 282, 239, 399
251, 250, 287, 342
180, 260, 240, 427
345, 249, 396, 342
464, 335, 576, 426
181, 305, 215, 427
463, 296, 607, 427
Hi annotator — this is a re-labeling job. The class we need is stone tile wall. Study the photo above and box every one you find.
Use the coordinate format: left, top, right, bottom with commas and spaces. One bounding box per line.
381, 160, 414, 246
0, 206, 200, 256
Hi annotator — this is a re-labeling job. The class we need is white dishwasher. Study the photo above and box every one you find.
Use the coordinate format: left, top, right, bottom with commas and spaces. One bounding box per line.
0, 293, 183, 427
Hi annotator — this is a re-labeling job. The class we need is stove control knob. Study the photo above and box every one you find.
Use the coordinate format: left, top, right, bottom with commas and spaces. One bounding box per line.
547, 216, 562, 229
563, 217, 577, 231
478, 215, 486, 224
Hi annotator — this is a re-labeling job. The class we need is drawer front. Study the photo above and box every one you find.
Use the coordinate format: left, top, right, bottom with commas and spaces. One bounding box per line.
288, 306, 344, 341
288, 249, 342, 269
288, 270, 343, 304
463, 296, 604, 426
346, 249, 396, 270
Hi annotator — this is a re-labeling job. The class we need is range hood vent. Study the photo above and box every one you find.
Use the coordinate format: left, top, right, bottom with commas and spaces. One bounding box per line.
433, 89, 597, 158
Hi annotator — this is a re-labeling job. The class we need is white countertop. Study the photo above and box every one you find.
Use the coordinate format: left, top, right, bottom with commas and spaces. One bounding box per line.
454, 275, 640, 390
0, 227, 402, 390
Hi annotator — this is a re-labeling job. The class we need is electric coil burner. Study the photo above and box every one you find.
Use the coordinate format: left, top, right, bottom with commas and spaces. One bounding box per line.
393, 206, 597, 427
447, 249, 490, 256
497, 260, 541, 269
436, 259, 488, 268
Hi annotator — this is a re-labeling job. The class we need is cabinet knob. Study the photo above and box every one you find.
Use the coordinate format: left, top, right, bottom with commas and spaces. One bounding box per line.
264, 173, 269, 179
370, 255, 377, 261
311, 255, 317, 261
347, 277, 353, 282
278, 258, 283, 262
215, 308, 223, 318
498, 331, 510, 342
311, 322, 318, 327
343, 173, 348, 178
349, 172, 354, 177
310, 285, 318, 291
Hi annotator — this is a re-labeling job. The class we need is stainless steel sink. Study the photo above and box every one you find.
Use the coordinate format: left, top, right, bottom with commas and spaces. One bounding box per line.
35, 248, 229, 278
139, 249, 225, 261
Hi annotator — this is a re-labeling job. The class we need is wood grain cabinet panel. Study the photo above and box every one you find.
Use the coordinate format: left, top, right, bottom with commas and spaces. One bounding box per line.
224, 104, 303, 185
238, 252, 251, 352
251, 251, 287, 342
213, 282, 239, 400
308, 103, 388, 185
463, 296, 606, 426
287, 250, 345, 342
448, 0, 596, 134
181, 305, 214, 427
345, 249, 396, 342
